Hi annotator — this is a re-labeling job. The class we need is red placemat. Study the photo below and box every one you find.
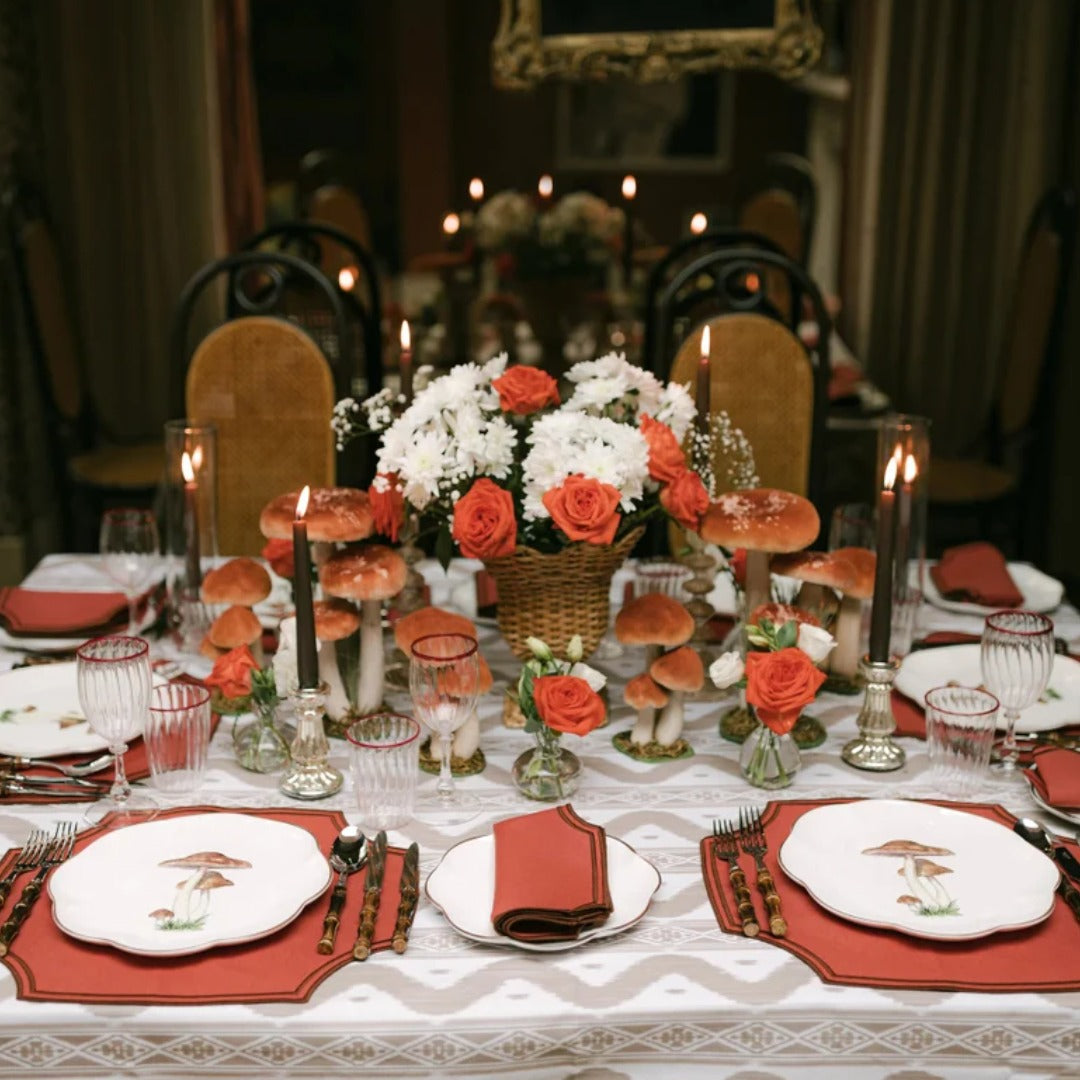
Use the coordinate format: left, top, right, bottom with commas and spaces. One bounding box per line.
0, 805, 407, 1004
701, 798, 1080, 993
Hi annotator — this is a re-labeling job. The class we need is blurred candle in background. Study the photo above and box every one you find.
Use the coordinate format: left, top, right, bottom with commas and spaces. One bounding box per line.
869, 451, 900, 662
337, 266, 357, 292
621, 174, 636, 283
468, 177, 484, 204
537, 174, 553, 202
696, 324, 711, 435
292, 486, 318, 690
399, 319, 413, 403
442, 211, 460, 238
180, 451, 201, 590
690, 211, 708, 235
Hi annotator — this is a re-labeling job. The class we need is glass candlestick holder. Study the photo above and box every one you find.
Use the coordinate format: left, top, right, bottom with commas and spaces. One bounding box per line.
280, 681, 344, 799
841, 655, 906, 772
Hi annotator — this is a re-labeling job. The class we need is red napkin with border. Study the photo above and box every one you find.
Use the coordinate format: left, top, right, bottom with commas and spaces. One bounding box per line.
491, 805, 612, 943
1028, 746, 1080, 810
0, 587, 131, 637
930, 543, 1023, 608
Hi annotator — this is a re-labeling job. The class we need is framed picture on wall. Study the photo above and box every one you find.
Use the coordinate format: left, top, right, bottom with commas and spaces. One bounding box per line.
554, 73, 734, 173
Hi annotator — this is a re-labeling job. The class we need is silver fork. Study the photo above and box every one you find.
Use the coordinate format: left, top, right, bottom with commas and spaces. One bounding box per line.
738, 807, 787, 937
0, 829, 49, 909
711, 819, 759, 937
0, 822, 77, 956
0, 753, 115, 778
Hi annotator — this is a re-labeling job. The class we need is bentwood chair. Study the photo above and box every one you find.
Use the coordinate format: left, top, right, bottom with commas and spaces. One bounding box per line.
737, 153, 817, 266
4, 184, 161, 549
928, 187, 1077, 560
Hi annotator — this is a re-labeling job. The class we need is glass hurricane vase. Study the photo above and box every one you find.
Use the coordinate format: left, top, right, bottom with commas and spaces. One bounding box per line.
232, 701, 292, 774
512, 725, 582, 802
739, 718, 801, 790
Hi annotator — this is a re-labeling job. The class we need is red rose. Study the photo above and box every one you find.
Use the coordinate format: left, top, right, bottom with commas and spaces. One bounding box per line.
369, 472, 405, 542
660, 468, 709, 530
532, 675, 606, 736
205, 645, 260, 701
452, 477, 517, 559
542, 474, 621, 545
640, 413, 686, 484
260, 538, 294, 579
744, 648, 826, 735
492, 366, 560, 415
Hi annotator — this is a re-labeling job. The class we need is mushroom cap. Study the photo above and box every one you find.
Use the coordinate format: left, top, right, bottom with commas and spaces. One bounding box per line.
259, 487, 374, 543
200, 557, 272, 606
614, 593, 695, 647
770, 550, 857, 592
159, 852, 253, 869
199, 635, 227, 662
699, 488, 820, 552
208, 605, 263, 649
313, 598, 361, 642
909, 858, 953, 877
748, 602, 821, 629
897, 895, 920, 906
830, 547, 877, 599
862, 839, 954, 857
320, 544, 408, 602
649, 645, 705, 692
625, 672, 669, 709
192, 870, 234, 890
394, 606, 477, 654
474, 654, 494, 695
148, 908, 174, 918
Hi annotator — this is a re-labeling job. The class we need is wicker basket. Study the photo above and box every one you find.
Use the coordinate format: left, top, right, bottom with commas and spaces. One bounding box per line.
483, 527, 643, 661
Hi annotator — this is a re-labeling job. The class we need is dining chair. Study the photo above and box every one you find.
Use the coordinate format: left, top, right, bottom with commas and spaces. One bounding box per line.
928, 186, 1077, 560
737, 152, 817, 265
3, 183, 162, 549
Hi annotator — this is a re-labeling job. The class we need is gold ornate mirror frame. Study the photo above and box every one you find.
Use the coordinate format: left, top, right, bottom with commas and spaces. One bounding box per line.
493, 0, 823, 88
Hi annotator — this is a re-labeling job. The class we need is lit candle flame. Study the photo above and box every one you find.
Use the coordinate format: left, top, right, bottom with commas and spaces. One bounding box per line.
181, 451, 195, 484
903, 453, 918, 484
442, 211, 461, 236
295, 484, 311, 521
690, 211, 708, 235
884, 455, 899, 490
338, 267, 357, 291
538, 174, 553, 199
468, 177, 484, 202
745, 272, 761, 292
621, 174, 637, 200
400, 319, 411, 350
701, 324, 711, 359
191, 445, 203, 472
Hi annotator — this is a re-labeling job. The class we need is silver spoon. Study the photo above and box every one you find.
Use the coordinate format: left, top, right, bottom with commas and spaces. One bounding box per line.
0, 752, 115, 778
1014, 817, 1080, 883
317, 827, 367, 954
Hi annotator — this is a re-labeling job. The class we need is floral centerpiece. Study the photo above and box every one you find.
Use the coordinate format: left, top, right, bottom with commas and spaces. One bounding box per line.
333, 351, 708, 661
512, 634, 608, 800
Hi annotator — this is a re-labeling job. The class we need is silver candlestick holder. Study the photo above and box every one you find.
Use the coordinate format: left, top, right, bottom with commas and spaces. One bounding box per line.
280, 681, 343, 799
841, 655, 906, 772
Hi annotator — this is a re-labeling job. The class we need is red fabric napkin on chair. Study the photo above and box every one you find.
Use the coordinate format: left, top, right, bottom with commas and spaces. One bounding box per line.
491, 805, 612, 943
1029, 747, 1080, 810
0, 587, 131, 637
930, 543, 1023, 608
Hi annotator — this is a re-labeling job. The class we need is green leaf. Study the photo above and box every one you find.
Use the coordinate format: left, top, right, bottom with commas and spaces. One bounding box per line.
435, 526, 454, 572
776, 620, 798, 651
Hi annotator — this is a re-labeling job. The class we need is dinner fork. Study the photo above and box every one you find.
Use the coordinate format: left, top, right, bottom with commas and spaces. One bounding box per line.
712, 819, 759, 937
0, 829, 49, 909
738, 807, 787, 937
0, 822, 77, 956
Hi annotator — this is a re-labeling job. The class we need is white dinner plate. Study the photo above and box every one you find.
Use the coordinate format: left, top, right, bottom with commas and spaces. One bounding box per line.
49, 813, 331, 956
425, 832, 661, 952
923, 562, 1064, 615
896, 645, 1080, 733
778, 799, 1059, 940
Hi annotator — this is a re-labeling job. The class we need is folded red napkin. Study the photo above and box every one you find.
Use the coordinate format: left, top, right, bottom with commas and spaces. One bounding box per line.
930, 543, 1023, 608
1029, 746, 1080, 810
491, 805, 612, 943
0, 587, 131, 637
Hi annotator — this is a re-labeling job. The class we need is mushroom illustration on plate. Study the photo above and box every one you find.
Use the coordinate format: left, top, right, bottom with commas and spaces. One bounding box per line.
862, 839, 960, 917
152, 851, 251, 931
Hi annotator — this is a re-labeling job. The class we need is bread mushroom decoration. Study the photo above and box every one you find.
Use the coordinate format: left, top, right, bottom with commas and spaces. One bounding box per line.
823, 547, 876, 681
259, 487, 375, 565
768, 550, 856, 629
699, 489, 820, 617
206, 605, 263, 661
200, 557, 272, 661
862, 839, 958, 915
615, 593, 697, 751
319, 544, 408, 715
394, 606, 493, 766
313, 598, 362, 722
156, 851, 251, 929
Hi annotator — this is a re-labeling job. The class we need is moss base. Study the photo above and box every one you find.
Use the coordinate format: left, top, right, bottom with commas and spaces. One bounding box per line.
611, 730, 694, 762
419, 737, 487, 777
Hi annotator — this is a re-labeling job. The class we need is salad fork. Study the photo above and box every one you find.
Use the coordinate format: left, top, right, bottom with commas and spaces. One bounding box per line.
738, 808, 787, 937
711, 819, 759, 937
0, 822, 77, 956
0, 829, 49, 909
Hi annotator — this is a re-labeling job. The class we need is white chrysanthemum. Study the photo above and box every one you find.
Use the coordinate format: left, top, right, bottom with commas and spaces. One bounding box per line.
477, 415, 517, 476
655, 381, 697, 440
565, 373, 630, 412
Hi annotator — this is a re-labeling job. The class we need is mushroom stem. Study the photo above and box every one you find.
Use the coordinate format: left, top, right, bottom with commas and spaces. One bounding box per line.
629, 707, 657, 746
653, 692, 684, 747
356, 599, 385, 715
795, 582, 826, 619
830, 595, 863, 680
318, 641, 351, 720
452, 710, 480, 759
900, 855, 926, 908
173, 869, 206, 923
744, 550, 771, 617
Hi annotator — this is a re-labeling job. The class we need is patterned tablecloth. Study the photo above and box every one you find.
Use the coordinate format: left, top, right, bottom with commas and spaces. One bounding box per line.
0, 556, 1078, 1080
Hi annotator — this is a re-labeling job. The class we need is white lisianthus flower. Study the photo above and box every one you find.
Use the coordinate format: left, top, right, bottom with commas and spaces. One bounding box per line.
709, 651, 745, 690
526, 636, 553, 662
569, 662, 606, 692
566, 635, 584, 662
797, 624, 836, 664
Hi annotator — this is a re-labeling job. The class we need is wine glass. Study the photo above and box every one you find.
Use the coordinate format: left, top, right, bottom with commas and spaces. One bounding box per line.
980, 611, 1055, 773
409, 633, 480, 823
76, 635, 157, 826
100, 509, 161, 634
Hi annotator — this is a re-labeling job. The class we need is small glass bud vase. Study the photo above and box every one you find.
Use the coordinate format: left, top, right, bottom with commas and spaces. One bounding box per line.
232, 701, 291, 774
512, 725, 582, 802
739, 717, 801, 789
